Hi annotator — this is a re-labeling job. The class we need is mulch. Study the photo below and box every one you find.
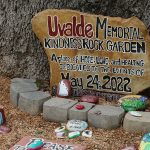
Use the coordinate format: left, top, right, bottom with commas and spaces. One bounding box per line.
0, 76, 144, 150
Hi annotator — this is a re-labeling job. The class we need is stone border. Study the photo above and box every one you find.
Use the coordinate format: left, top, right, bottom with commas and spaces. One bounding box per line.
9, 78, 150, 131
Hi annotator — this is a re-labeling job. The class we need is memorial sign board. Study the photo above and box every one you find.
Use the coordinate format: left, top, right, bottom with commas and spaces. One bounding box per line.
32, 9, 150, 100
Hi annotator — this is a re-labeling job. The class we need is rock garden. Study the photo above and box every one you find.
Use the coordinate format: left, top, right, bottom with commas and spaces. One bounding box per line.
0, 76, 150, 149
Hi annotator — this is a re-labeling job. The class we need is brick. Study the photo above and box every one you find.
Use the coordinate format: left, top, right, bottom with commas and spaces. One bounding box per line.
88, 105, 125, 129
9, 136, 87, 150
69, 102, 95, 121
10, 82, 38, 107
123, 111, 150, 132
11, 78, 36, 83
43, 97, 78, 123
18, 91, 50, 115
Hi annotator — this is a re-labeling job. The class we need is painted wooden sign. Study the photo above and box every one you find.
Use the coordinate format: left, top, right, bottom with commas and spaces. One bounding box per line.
9, 136, 87, 150
32, 9, 150, 100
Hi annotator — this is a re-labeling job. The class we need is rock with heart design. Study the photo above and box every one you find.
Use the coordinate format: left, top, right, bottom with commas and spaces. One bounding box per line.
56, 79, 72, 98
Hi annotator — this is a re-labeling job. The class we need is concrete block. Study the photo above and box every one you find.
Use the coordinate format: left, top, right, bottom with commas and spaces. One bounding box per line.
43, 97, 78, 123
69, 102, 95, 121
123, 112, 150, 132
88, 105, 125, 129
18, 91, 50, 115
10, 82, 38, 107
11, 78, 36, 83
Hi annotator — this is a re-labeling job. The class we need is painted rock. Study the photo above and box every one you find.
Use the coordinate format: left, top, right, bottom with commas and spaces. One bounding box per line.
80, 95, 99, 104
129, 111, 142, 117
27, 139, 44, 150
75, 104, 85, 110
66, 120, 88, 132
68, 131, 80, 139
0, 125, 11, 134
139, 132, 150, 150
119, 95, 147, 111
121, 145, 137, 150
56, 79, 72, 98
82, 130, 92, 138
0, 105, 6, 125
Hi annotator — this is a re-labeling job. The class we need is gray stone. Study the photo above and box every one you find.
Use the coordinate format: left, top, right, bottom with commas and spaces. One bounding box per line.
43, 97, 78, 123
10, 82, 38, 107
88, 105, 125, 129
69, 102, 95, 121
11, 78, 36, 83
123, 111, 150, 132
18, 91, 50, 115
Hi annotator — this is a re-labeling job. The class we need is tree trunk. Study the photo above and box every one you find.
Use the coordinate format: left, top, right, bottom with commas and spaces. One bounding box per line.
0, 0, 149, 80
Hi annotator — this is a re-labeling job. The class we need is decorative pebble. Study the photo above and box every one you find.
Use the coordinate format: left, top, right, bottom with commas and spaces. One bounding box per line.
129, 111, 142, 117
0, 105, 6, 125
82, 130, 92, 138
56, 132, 65, 138
140, 132, 150, 150
68, 131, 80, 139
121, 145, 137, 150
54, 126, 65, 133
119, 95, 147, 111
75, 104, 85, 110
80, 95, 98, 104
0, 125, 11, 134
66, 120, 88, 132
27, 139, 44, 150
57, 79, 72, 98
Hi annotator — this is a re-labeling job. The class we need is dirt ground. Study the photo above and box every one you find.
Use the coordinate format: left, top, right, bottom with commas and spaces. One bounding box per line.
0, 76, 144, 150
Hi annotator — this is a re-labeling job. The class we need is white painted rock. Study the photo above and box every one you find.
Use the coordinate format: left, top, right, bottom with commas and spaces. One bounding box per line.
66, 120, 88, 132
129, 111, 142, 117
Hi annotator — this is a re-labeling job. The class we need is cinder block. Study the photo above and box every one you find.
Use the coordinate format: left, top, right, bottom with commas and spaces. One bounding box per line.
123, 112, 150, 132
18, 91, 50, 115
11, 78, 36, 83
43, 97, 78, 123
88, 105, 125, 129
10, 82, 38, 107
69, 102, 95, 121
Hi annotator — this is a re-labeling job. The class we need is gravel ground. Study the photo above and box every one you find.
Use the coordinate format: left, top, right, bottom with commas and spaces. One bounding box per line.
0, 76, 144, 150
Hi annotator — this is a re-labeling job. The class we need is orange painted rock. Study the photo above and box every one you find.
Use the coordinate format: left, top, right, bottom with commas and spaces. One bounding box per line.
80, 95, 99, 104
56, 79, 72, 98
9, 136, 87, 150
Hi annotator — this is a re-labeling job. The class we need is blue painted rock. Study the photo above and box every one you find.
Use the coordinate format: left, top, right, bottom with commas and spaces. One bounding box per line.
119, 95, 148, 111
27, 139, 44, 150
80, 95, 99, 104
140, 133, 150, 150
0, 105, 6, 125
57, 79, 72, 98
66, 120, 88, 132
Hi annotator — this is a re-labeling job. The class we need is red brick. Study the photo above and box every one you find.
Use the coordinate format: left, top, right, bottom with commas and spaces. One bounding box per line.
9, 136, 87, 150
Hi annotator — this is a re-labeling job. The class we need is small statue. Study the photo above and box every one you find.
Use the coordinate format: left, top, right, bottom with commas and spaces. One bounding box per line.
57, 79, 72, 98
